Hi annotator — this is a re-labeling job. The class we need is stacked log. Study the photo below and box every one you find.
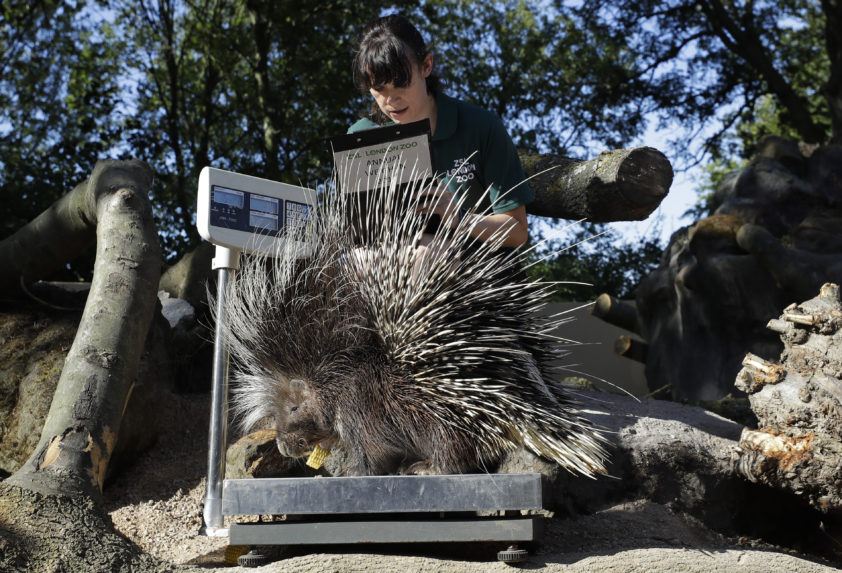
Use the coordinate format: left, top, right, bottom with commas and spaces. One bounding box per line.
734, 283, 842, 514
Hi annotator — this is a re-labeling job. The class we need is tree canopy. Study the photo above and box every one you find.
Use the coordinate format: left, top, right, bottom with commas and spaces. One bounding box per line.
1, 0, 837, 293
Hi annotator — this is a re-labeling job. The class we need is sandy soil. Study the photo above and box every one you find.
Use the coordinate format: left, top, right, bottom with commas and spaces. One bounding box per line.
105, 393, 227, 565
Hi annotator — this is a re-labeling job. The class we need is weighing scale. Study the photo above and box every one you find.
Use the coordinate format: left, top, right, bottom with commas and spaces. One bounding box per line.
196, 166, 546, 566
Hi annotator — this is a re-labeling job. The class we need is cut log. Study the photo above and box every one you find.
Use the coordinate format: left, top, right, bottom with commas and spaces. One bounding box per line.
614, 335, 648, 363
4, 159, 162, 497
0, 177, 105, 296
592, 293, 641, 334
0, 160, 164, 571
519, 146, 672, 221
158, 241, 214, 310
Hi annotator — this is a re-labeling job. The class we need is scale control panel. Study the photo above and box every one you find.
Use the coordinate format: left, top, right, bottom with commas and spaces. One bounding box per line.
197, 167, 316, 256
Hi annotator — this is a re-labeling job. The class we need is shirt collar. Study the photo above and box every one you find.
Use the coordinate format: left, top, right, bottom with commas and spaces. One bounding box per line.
432, 92, 457, 141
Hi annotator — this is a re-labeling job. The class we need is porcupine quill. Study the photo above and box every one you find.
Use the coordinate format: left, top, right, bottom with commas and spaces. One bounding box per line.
212, 153, 610, 477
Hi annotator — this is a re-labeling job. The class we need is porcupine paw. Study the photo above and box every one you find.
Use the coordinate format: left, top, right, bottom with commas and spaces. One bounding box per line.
399, 460, 442, 475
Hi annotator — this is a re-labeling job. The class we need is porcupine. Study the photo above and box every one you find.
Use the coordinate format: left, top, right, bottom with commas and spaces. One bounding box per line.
216, 160, 610, 477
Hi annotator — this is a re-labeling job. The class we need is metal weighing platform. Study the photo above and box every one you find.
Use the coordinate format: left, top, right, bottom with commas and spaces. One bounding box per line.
196, 167, 545, 563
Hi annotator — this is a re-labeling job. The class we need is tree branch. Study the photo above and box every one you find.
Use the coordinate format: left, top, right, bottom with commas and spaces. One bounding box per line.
3, 160, 161, 499
520, 147, 672, 221
700, 0, 826, 143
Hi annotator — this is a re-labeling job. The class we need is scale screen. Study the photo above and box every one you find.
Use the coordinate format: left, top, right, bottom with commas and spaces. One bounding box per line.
197, 167, 316, 256
213, 188, 244, 209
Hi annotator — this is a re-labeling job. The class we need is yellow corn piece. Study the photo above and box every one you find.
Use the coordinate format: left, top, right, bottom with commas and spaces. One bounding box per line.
306, 444, 330, 469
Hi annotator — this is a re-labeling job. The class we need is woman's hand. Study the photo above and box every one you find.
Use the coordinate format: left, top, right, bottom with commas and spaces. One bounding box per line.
415, 185, 529, 247
416, 186, 461, 229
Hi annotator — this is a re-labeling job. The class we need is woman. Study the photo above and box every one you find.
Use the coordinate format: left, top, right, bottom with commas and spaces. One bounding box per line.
348, 14, 532, 249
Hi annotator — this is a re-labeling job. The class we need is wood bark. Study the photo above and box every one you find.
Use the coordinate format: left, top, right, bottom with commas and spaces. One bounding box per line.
733, 283, 842, 514
0, 482, 166, 572
519, 146, 672, 221
0, 160, 164, 570
737, 224, 842, 302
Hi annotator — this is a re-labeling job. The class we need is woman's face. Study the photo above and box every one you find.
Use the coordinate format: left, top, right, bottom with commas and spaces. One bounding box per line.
369, 54, 434, 124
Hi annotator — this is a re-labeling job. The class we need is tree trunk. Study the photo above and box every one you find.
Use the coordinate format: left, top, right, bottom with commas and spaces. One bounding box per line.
519, 146, 672, 221
821, 0, 842, 144
0, 160, 164, 570
0, 483, 166, 572
247, 0, 281, 180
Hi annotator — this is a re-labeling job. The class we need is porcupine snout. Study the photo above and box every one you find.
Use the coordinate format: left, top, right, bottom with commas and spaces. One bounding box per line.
271, 377, 335, 458
274, 416, 334, 458
274, 430, 309, 458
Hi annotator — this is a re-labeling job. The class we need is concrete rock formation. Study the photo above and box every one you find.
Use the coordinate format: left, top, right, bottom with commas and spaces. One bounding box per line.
632, 136, 842, 400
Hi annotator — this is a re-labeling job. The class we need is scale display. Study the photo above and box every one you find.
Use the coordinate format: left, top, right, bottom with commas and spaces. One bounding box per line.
198, 167, 315, 256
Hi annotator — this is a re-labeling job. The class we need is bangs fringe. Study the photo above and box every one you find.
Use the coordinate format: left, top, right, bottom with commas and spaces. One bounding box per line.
354, 36, 416, 92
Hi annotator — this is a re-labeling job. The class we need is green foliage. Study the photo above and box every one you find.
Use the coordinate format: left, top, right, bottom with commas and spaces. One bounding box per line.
414, 0, 656, 155
577, 0, 835, 161
0, 0, 399, 261
528, 222, 665, 300
2, 0, 837, 279
0, 1, 124, 240
118, 0, 394, 259
721, 2, 830, 158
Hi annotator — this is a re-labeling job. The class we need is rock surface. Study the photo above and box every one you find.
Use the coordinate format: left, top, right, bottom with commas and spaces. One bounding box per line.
633, 138, 842, 401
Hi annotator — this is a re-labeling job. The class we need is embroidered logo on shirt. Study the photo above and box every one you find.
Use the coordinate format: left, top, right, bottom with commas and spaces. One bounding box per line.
445, 158, 477, 185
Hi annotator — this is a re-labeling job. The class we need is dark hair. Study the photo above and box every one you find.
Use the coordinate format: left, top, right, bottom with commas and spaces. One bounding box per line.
353, 15, 442, 101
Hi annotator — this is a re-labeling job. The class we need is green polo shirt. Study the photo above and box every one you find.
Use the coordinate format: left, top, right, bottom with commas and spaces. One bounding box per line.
348, 93, 532, 214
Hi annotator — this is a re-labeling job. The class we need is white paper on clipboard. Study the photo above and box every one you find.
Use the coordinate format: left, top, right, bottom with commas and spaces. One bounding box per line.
330, 119, 433, 193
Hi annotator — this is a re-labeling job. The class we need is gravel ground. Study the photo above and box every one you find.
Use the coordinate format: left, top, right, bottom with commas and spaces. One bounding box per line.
105, 392, 228, 565
101, 393, 842, 572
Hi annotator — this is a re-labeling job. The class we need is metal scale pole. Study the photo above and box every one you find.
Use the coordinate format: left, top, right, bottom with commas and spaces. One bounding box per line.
202, 245, 241, 535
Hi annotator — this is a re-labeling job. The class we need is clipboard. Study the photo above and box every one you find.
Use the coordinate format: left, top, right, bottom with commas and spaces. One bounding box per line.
329, 119, 439, 241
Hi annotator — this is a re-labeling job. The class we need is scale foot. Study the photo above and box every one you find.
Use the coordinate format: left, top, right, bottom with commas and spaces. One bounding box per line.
237, 548, 268, 568
497, 544, 528, 565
